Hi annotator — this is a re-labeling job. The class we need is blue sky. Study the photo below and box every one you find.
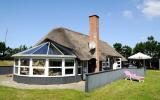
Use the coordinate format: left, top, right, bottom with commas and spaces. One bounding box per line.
0, 0, 160, 48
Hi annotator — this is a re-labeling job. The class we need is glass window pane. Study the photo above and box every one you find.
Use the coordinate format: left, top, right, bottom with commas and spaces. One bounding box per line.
78, 61, 82, 66
49, 68, 62, 76
15, 67, 18, 74
22, 45, 43, 54
20, 59, 29, 66
106, 63, 109, 66
116, 59, 120, 61
54, 43, 73, 55
32, 59, 45, 67
49, 59, 62, 67
65, 59, 74, 67
78, 68, 82, 74
48, 44, 62, 55
33, 69, 45, 75
33, 43, 48, 54
15, 59, 19, 66
20, 67, 29, 75
65, 69, 73, 75
102, 62, 106, 66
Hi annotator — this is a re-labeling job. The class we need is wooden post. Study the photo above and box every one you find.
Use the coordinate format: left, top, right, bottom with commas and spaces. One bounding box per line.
150, 59, 152, 69
143, 59, 145, 67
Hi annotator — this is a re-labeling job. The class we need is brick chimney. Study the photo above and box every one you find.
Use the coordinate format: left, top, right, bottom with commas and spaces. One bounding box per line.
89, 15, 100, 72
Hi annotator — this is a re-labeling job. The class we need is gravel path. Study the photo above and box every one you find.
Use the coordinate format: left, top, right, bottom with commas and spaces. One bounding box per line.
0, 75, 85, 91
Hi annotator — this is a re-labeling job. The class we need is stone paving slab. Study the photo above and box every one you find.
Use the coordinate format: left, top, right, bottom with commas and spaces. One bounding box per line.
0, 75, 85, 91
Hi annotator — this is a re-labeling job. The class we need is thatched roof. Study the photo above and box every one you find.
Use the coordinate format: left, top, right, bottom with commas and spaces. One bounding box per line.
36, 27, 127, 61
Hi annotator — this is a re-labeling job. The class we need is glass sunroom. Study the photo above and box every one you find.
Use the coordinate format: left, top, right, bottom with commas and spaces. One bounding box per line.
13, 42, 83, 79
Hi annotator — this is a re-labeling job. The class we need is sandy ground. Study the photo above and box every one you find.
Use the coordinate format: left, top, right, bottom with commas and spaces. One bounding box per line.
0, 75, 85, 91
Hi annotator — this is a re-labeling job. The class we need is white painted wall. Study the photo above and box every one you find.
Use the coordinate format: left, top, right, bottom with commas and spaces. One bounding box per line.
113, 58, 121, 70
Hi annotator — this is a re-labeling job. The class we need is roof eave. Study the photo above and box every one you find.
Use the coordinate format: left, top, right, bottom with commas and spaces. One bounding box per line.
12, 54, 77, 58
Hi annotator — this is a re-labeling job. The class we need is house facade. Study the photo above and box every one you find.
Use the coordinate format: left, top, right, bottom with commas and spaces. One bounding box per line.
12, 15, 126, 84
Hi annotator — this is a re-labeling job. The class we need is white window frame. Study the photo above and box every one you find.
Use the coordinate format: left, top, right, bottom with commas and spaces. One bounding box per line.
14, 57, 76, 77
77, 61, 82, 75
14, 58, 19, 75
32, 59, 46, 76
64, 59, 75, 76
48, 59, 62, 77
19, 58, 30, 76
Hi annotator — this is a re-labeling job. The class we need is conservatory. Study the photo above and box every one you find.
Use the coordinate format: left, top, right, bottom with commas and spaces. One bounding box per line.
12, 42, 83, 84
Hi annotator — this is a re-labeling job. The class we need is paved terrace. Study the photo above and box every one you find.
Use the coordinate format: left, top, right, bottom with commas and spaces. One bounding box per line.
0, 75, 85, 91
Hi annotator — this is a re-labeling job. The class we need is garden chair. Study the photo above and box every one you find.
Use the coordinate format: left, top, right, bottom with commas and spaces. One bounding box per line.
124, 70, 144, 82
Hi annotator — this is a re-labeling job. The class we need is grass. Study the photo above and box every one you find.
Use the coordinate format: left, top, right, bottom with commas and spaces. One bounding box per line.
0, 60, 13, 66
87, 70, 160, 100
0, 70, 160, 100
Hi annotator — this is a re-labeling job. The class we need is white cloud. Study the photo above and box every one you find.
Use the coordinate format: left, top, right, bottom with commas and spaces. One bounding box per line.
123, 10, 133, 18
139, 0, 160, 18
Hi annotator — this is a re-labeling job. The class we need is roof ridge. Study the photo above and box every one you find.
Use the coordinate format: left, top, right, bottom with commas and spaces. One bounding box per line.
57, 27, 89, 37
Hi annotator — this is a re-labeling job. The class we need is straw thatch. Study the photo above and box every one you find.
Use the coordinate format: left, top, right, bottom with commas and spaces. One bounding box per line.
36, 27, 127, 61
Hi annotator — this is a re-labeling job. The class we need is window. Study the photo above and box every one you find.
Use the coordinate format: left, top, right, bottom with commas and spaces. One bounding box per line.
20, 59, 29, 75
32, 59, 45, 75
49, 68, 62, 76
20, 67, 29, 75
48, 44, 62, 55
102, 61, 110, 71
33, 69, 45, 75
65, 59, 74, 67
49, 59, 62, 67
65, 69, 73, 75
48, 59, 62, 76
14, 59, 19, 74
15, 59, 19, 66
77, 61, 82, 75
106, 63, 109, 66
102, 62, 106, 67
116, 58, 121, 68
32, 59, 45, 67
78, 68, 82, 74
14, 67, 18, 74
33, 43, 48, 54
65, 59, 75, 75
20, 59, 29, 66
116, 58, 120, 61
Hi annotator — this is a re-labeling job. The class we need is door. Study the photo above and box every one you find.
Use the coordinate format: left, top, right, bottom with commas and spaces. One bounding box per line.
88, 58, 96, 73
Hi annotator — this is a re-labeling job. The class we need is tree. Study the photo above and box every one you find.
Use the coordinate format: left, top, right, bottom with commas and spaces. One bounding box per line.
133, 42, 145, 54
0, 41, 28, 60
113, 43, 122, 54
156, 42, 160, 58
0, 42, 6, 57
133, 36, 159, 58
122, 45, 132, 58
145, 36, 158, 57
113, 43, 132, 59
11, 45, 28, 54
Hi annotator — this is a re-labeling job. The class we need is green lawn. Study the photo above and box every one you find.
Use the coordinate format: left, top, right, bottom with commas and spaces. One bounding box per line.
0, 70, 160, 100
0, 60, 13, 66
